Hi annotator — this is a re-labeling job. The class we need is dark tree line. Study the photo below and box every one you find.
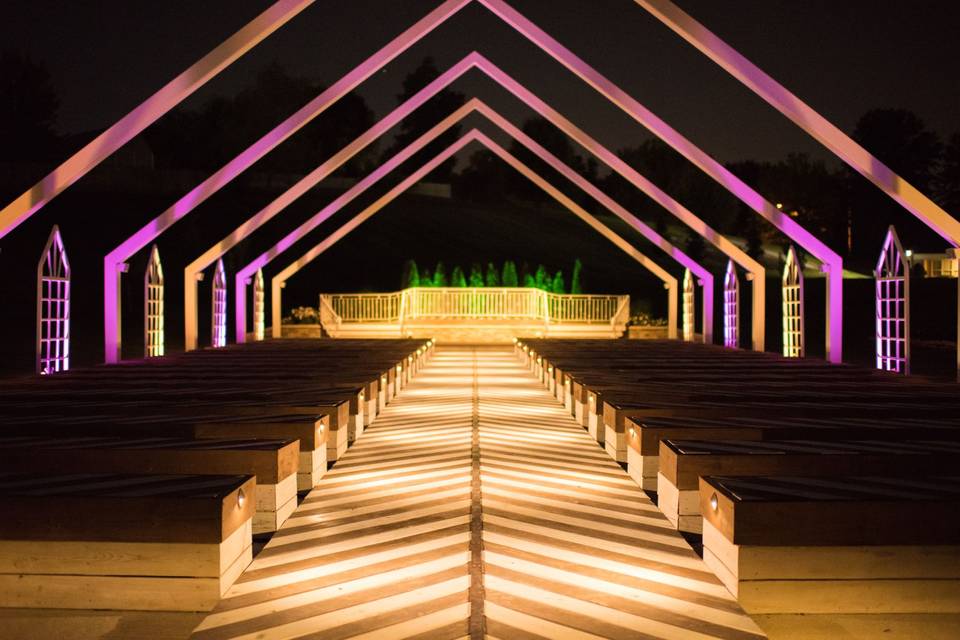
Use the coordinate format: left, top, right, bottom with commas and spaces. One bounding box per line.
401, 258, 584, 294
0, 51, 378, 180
144, 62, 376, 176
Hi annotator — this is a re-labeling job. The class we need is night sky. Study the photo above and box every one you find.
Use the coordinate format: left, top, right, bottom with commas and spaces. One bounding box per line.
3, 0, 959, 165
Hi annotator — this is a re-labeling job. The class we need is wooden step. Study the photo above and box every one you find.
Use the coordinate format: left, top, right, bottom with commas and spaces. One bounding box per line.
0, 435, 298, 534
699, 474, 960, 615
658, 439, 960, 533
0, 472, 255, 611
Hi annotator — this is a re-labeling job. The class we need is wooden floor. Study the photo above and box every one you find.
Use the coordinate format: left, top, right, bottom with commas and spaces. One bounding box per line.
190, 346, 763, 640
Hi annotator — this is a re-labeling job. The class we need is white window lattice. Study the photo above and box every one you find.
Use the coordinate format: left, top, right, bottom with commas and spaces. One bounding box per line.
682, 268, 695, 342
782, 245, 804, 358
253, 268, 265, 342
875, 226, 909, 373
211, 258, 227, 348
723, 260, 739, 348
36, 225, 70, 374
145, 245, 165, 357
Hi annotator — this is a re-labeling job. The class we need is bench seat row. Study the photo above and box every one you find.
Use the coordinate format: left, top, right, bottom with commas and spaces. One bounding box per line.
516, 338, 960, 617
0, 338, 433, 611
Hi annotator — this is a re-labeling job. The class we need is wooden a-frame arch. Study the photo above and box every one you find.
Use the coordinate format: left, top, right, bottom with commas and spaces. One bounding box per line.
228, 101, 717, 344
220, 99, 713, 346
97, 3, 812, 361
173, 53, 751, 352
251, 130, 685, 341
3, 1, 955, 364
88, 1, 812, 360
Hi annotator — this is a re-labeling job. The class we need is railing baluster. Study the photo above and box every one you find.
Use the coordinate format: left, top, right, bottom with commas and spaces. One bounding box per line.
324, 289, 625, 325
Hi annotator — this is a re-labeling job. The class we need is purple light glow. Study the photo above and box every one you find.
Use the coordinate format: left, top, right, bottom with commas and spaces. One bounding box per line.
0, 0, 950, 365
234, 103, 706, 343
1, 0, 315, 242
267, 129, 684, 341
875, 226, 909, 373
37, 226, 71, 374
197, 54, 764, 351
635, 0, 960, 247
107, 0, 808, 361
723, 260, 739, 349
103, 0, 472, 362
192, 54, 482, 349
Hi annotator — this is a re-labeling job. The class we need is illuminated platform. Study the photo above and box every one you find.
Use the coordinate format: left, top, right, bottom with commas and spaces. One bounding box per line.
318, 288, 631, 342
316, 318, 626, 342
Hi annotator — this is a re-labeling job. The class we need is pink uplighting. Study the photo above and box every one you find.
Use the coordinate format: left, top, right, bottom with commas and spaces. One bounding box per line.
723, 261, 739, 349
0, 0, 952, 366
265, 130, 683, 341
230, 103, 708, 343
875, 226, 909, 373
36, 226, 71, 374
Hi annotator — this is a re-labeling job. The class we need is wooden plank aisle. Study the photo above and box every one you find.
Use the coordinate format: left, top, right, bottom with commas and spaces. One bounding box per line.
190, 348, 474, 640
476, 346, 765, 640
190, 346, 764, 639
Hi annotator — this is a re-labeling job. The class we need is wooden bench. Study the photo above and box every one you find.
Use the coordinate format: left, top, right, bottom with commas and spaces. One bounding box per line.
626, 415, 960, 491
659, 438, 960, 532
193, 414, 328, 490
700, 474, 960, 614
0, 411, 331, 492
0, 472, 254, 612
0, 435, 299, 533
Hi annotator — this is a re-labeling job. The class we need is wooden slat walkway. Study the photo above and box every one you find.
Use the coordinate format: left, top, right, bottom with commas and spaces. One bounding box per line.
191, 346, 763, 639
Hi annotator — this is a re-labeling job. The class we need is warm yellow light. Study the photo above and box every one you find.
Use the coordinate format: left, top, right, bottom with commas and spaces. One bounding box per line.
629, 427, 635, 437
709, 493, 719, 512
237, 488, 246, 509
775, 202, 783, 210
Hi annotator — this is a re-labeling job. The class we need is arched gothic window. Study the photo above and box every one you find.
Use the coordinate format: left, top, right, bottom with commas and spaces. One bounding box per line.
682, 268, 695, 342
875, 226, 909, 373
145, 245, 165, 357
37, 226, 70, 374
253, 268, 265, 342
211, 258, 227, 348
782, 246, 804, 358
723, 260, 739, 348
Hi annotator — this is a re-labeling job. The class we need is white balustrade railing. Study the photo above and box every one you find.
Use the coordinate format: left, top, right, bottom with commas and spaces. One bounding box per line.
320, 288, 627, 326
